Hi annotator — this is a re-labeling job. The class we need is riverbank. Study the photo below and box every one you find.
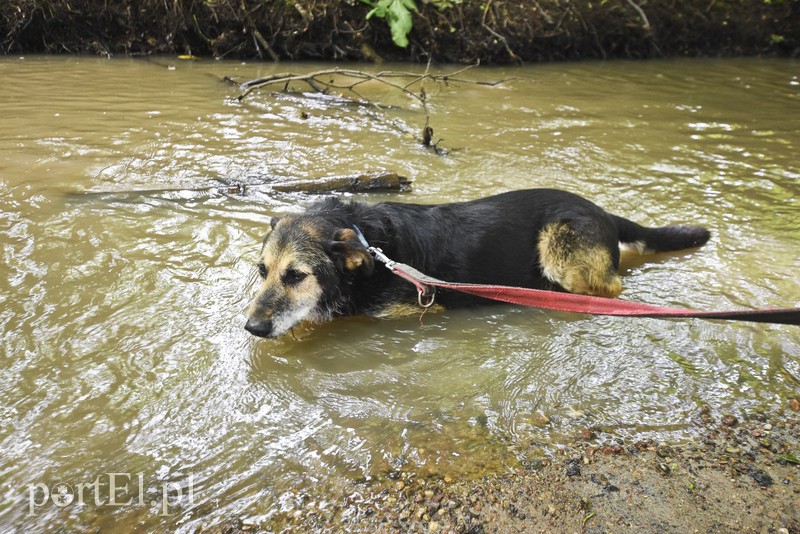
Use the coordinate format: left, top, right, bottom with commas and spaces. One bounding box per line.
2, 0, 798, 63
209, 401, 800, 533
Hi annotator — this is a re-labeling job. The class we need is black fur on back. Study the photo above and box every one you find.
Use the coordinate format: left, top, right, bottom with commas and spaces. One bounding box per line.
299, 189, 709, 315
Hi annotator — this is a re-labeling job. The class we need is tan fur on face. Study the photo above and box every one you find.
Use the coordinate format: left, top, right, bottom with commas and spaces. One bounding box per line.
247, 219, 328, 335
537, 221, 622, 298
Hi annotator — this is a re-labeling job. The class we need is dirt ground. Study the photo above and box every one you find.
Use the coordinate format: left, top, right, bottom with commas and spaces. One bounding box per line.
209, 402, 800, 533
2, 0, 798, 63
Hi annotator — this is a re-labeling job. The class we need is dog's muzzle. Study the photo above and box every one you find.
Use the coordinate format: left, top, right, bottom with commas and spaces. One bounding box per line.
244, 317, 274, 338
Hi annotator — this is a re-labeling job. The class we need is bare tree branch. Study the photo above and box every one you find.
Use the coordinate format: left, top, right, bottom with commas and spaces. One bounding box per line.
232, 63, 507, 103
227, 64, 508, 155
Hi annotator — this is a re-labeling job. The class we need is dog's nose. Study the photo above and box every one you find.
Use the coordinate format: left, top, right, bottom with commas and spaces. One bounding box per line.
244, 317, 274, 338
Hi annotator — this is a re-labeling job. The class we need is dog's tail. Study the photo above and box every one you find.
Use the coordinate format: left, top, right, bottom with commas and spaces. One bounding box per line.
612, 215, 710, 253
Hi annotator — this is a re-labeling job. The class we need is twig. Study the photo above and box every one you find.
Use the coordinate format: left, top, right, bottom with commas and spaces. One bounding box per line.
531, 0, 554, 25
481, 0, 522, 63
624, 0, 651, 30
241, 0, 279, 62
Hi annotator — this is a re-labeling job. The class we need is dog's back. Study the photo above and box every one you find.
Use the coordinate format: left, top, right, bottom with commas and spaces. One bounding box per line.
376, 189, 708, 298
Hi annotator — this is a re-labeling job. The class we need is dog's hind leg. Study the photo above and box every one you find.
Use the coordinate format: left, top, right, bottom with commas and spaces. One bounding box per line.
537, 221, 623, 298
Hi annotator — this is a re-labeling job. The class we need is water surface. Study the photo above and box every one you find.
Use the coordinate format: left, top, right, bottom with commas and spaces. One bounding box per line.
0, 56, 798, 530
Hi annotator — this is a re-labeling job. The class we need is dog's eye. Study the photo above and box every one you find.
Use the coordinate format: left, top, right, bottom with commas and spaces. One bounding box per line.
258, 263, 268, 279
283, 268, 307, 286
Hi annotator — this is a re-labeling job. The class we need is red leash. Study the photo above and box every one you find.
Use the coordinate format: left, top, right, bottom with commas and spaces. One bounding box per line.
391, 262, 799, 325
353, 227, 800, 326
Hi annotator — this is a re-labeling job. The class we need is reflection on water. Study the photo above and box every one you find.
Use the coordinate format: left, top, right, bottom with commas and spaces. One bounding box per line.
0, 56, 798, 530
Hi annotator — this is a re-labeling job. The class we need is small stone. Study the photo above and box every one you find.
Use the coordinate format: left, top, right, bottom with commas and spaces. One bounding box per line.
721, 414, 738, 427
416, 506, 426, 519
789, 399, 800, 412
428, 521, 440, 532
656, 445, 675, 458
749, 467, 773, 488
443, 475, 453, 484
395, 481, 406, 491
533, 412, 551, 426
424, 490, 434, 499
566, 460, 581, 477
526, 458, 545, 470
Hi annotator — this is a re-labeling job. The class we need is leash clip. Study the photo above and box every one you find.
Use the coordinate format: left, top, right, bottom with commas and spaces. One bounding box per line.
369, 246, 396, 270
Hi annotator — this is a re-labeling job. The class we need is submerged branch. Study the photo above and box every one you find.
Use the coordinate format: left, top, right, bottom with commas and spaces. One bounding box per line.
233, 63, 507, 103
229, 64, 507, 154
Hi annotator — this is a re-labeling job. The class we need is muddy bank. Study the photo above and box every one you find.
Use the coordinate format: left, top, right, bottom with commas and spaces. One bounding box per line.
2, 0, 798, 62
207, 402, 800, 533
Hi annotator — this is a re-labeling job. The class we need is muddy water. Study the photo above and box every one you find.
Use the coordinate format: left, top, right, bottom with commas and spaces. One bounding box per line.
0, 56, 798, 530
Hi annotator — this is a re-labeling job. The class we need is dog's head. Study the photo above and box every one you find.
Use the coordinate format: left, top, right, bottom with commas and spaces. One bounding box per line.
244, 215, 374, 338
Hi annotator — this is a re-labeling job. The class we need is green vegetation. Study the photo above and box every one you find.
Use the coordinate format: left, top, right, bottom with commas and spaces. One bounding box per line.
363, 0, 418, 48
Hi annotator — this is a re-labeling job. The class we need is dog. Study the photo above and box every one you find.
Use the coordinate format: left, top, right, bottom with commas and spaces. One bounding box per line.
244, 189, 710, 338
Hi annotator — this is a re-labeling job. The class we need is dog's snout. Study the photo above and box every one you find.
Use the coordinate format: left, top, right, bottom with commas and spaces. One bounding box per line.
245, 317, 274, 338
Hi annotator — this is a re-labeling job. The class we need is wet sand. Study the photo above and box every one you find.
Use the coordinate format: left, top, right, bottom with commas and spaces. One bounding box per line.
213, 401, 800, 533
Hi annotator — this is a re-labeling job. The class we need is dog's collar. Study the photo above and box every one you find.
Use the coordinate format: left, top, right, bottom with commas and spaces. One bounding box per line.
351, 224, 395, 269
351, 224, 370, 249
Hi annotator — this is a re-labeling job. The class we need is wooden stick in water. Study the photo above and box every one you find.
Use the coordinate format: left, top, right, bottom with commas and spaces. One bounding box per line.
75, 171, 411, 199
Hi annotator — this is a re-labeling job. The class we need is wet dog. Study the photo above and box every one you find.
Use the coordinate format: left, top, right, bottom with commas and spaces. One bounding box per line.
244, 189, 710, 338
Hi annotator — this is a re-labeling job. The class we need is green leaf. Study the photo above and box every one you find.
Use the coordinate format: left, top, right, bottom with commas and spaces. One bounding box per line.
362, 0, 386, 19
388, 0, 414, 47
363, 0, 417, 48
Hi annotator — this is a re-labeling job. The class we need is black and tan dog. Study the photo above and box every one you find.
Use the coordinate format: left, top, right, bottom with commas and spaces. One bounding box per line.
244, 189, 710, 338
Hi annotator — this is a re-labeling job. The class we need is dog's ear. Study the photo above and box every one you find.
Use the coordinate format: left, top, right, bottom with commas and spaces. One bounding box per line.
328, 228, 375, 276
261, 216, 281, 246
